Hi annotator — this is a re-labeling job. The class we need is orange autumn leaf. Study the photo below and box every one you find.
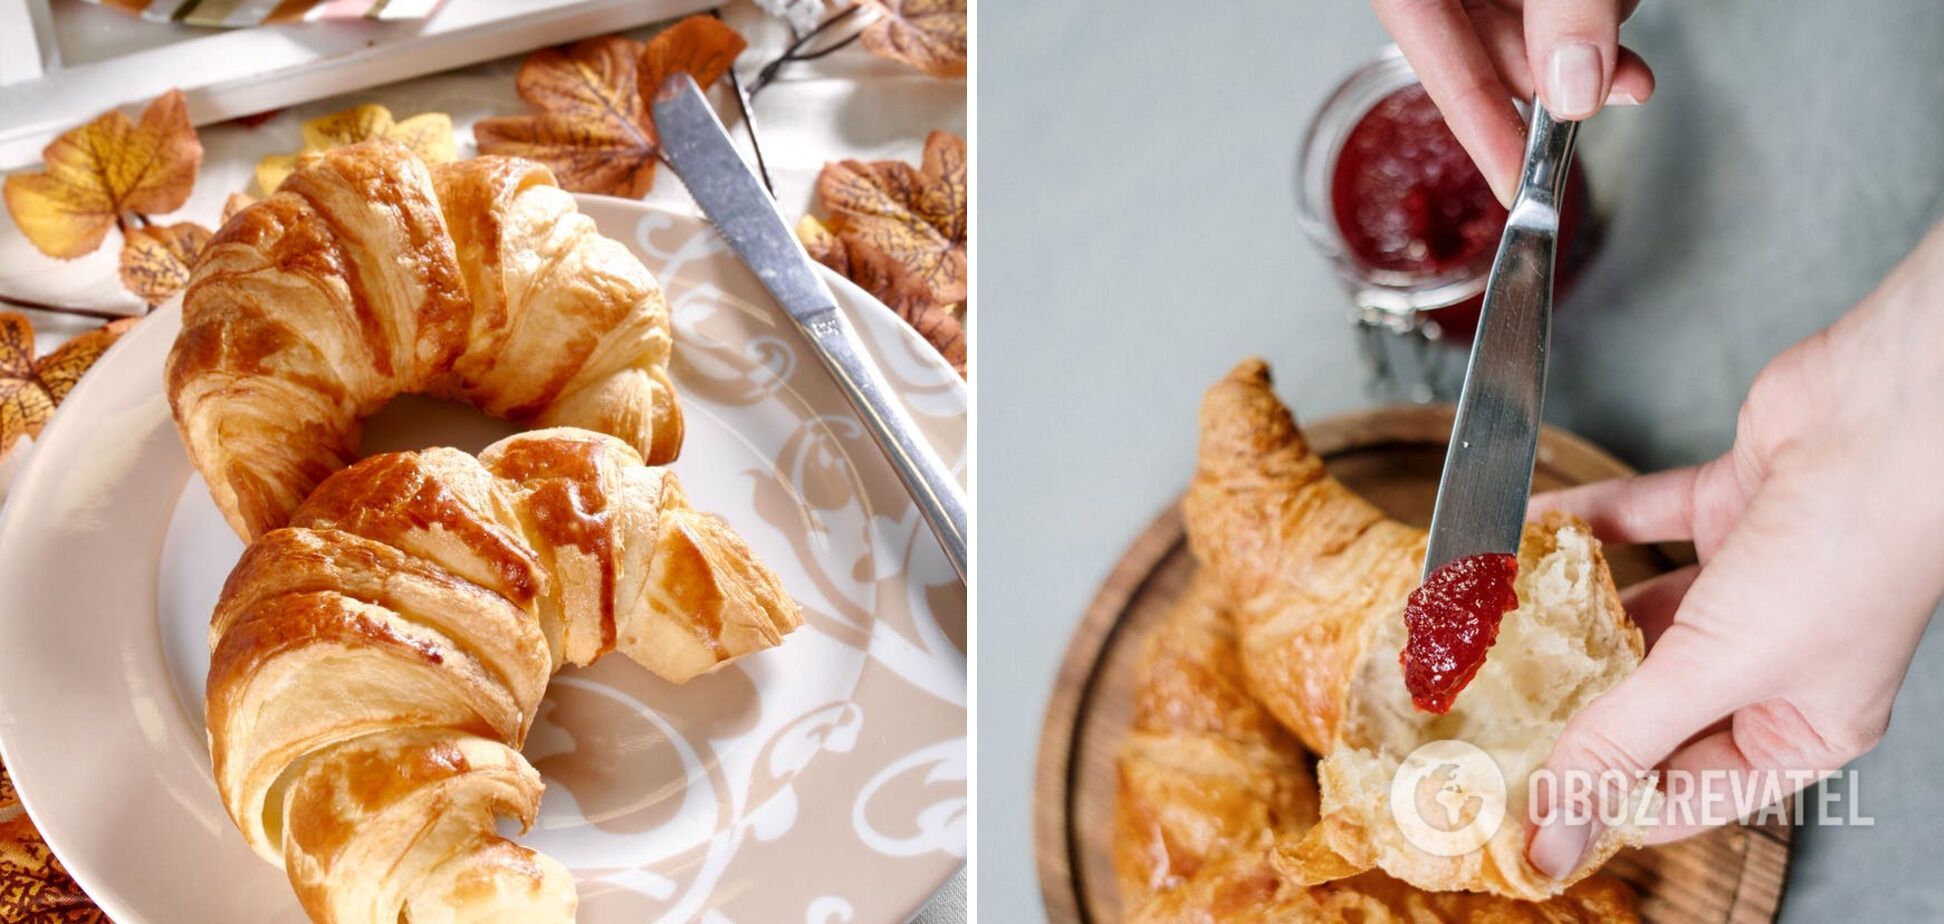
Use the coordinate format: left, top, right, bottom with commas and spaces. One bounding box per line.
799, 214, 966, 376
2, 89, 203, 260
119, 221, 213, 306
639, 15, 748, 102
859, 0, 967, 78
0, 313, 138, 459
815, 131, 967, 307
475, 36, 657, 197
476, 17, 746, 198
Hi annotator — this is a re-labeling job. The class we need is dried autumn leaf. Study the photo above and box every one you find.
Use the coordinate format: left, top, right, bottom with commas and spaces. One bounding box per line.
2, 89, 203, 260
119, 221, 213, 306
256, 103, 456, 193
639, 16, 748, 102
816, 131, 967, 307
35, 318, 137, 406
859, 0, 967, 78
798, 214, 966, 375
0, 313, 137, 459
476, 16, 746, 197
798, 214, 853, 277
475, 37, 656, 197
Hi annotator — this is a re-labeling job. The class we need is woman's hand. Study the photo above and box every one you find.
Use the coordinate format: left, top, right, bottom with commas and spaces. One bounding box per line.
1523, 219, 1944, 878
1370, 0, 1655, 204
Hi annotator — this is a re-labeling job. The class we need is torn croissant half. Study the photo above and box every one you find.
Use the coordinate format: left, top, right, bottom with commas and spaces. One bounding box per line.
205, 428, 800, 923
1181, 359, 1656, 900
1113, 575, 1639, 922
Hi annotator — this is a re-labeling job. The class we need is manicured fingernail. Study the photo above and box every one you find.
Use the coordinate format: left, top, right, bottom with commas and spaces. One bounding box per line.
1546, 43, 1604, 119
1606, 87, 1643, 106
1529, 812, 1598, 880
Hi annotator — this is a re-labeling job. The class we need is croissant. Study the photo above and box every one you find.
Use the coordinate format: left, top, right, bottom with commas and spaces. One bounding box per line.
205, 428, 800, 922
1179, 360, 1653, 900
1115, 576, 1320, 904
168, 140, 683, 541
1114, 574, 1638, 922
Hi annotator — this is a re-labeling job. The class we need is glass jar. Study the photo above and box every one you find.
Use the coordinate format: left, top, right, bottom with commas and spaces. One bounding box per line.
1297, 47, 1597, 398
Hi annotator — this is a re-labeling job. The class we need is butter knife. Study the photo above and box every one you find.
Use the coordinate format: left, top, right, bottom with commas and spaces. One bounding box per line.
652, 73, 969, 582
1422, 100, 1578, 578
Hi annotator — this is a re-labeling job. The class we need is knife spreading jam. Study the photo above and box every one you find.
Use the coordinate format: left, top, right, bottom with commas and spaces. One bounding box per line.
1400, 552, 1520, 714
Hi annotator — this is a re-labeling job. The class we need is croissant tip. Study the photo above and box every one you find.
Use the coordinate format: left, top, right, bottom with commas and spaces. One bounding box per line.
1192, 357, 1313, 481
1224, 357, 1273, 386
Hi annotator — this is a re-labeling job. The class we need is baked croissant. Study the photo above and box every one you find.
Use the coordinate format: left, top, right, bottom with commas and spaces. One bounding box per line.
1180, 360, 1653, 900
1114, 574, 1638, 922
168, 140, 683, 541
205, 428, 800, 923
1115, 576, 1320, 904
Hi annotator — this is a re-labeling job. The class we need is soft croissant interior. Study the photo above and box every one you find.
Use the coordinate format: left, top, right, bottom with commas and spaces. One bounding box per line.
1304, 516, 1656, 896
1114, 576, 1641, 922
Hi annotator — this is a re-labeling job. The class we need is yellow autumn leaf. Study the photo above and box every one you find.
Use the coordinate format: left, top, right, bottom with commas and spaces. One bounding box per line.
119, 221, 213, 306
0, 312, 138, 460
2, 89, 203, 260
256, 104, 455, 194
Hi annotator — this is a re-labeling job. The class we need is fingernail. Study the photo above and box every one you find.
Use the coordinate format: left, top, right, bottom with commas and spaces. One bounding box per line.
1529, 812, 1599, 880
1546, 43, 1604, 119
1485, 110, 1524, 208
1486, 169, 1516, 209
1606, 87, 1643, 106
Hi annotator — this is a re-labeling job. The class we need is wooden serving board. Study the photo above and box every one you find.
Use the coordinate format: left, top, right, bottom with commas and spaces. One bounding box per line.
1034, 405, 1791, 923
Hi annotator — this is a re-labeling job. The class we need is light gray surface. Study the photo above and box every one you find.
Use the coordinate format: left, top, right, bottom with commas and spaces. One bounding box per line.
977, 1, 1944, 920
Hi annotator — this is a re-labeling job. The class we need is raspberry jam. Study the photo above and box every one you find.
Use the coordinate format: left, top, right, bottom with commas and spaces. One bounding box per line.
1400, 552, 1520, 714
1331, 84, 1506, 279
1317, 80, 1595, 342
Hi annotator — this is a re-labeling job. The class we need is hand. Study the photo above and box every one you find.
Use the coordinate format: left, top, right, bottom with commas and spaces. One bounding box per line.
1370, 0, 1656, 205
1523, 218, 1944, 878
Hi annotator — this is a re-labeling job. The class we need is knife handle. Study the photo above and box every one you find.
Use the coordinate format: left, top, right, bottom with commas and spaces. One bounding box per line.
798, 307, 969, 581
1508, 100, 1579, 230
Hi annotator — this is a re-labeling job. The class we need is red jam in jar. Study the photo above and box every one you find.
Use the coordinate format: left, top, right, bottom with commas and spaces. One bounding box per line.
1331, 84, 1506, 279
1324, 83, 1593, 342
1400, 552, 1520, 714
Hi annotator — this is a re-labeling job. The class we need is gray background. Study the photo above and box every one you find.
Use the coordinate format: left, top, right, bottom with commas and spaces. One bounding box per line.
978, 1, 1944, 920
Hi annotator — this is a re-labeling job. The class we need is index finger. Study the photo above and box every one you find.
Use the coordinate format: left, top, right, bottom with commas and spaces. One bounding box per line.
1370, 0, 1528, 205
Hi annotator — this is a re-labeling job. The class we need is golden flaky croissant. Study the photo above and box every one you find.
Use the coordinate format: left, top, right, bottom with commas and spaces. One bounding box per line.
1113, 575, 1638, 922
1179, 360, 1653, 901
169, 140, 683, 541
206, 428, 800, 923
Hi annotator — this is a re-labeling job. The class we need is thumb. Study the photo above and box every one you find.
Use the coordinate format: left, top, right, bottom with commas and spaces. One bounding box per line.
1525, 634, 1738, 879
1524, 0, 1622, 120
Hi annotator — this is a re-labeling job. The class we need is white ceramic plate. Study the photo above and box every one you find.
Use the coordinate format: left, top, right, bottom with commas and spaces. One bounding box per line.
0, 198, 966, 923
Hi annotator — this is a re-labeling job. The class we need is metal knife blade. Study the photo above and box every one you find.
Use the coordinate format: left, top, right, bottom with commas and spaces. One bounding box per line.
1422, 100, 1579, 579
652, 73, 969, 582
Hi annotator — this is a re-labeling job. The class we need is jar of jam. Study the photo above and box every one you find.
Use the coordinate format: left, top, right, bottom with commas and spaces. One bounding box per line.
1297, 48, 1597, 396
